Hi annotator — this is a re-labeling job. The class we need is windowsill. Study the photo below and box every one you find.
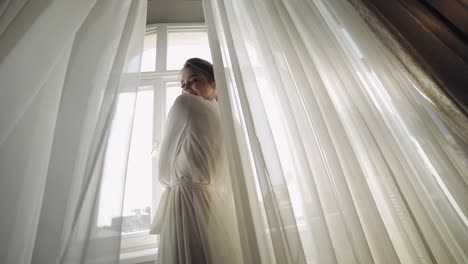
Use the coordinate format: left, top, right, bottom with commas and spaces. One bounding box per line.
120, 247, 158, 264
121, 230, 150, 239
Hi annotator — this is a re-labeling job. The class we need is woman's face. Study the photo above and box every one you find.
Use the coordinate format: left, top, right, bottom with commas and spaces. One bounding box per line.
180, 67, 216, 100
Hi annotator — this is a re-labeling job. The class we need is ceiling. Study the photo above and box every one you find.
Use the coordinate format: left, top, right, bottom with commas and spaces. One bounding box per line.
146, 0, 205, 24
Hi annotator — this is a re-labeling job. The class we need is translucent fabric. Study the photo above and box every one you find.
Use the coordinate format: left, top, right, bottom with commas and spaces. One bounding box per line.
345, 0, 468, 144
203, 0, 468, 263
0, 1, 146, 263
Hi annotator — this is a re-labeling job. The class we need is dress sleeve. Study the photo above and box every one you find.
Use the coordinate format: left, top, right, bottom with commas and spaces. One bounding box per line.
157, 94, 192, 186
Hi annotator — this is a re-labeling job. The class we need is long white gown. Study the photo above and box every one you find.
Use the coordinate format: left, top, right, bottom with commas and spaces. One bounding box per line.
150, 93, 242, 264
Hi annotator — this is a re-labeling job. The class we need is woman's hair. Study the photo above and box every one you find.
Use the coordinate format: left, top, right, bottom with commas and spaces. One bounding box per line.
182, 58, 215, 83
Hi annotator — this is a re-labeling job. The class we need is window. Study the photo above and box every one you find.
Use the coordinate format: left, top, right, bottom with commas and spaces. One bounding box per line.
165, 82, 182, 117
118, 23, 212, 255
167, 29, 211, 70
140, 31, 157, 72
121, 88, 154, 233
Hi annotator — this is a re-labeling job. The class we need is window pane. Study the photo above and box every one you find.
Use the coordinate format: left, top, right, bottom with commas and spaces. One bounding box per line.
166, 30, 212, 70
97, 92, 137, 228
140, 32, 157, 72
121, 88, 154, 233
166, 82, 182, 117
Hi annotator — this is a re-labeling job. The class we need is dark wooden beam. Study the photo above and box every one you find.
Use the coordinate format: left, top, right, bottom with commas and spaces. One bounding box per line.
360, 0, 468, 114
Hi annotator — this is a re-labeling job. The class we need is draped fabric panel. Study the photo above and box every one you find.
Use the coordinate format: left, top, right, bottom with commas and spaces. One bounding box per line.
0, 1, 146, 263
345, 0, 468, 144
204, 0, 468, 263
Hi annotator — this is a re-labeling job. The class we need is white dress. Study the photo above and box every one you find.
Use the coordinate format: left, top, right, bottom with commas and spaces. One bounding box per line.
150, 93, 242, 264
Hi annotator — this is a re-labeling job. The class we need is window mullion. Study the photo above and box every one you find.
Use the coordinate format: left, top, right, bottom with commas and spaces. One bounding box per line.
156, 24, 167, 72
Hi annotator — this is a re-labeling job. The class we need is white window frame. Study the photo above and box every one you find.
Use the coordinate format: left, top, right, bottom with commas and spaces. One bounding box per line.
119, 22, 209, 259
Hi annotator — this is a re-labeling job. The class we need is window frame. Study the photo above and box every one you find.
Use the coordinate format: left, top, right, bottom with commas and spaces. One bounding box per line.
119, 22, 209, 256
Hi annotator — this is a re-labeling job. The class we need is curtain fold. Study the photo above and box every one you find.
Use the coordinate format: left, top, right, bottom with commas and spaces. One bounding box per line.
0, 1, 146, 263
204, 0, 468, 263
345, 0, 468, 145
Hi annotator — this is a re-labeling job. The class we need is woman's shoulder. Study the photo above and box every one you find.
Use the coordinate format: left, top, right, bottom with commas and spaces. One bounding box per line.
174, 93, 195, 104
173, 93, 212, 111
171, 93, 196, 111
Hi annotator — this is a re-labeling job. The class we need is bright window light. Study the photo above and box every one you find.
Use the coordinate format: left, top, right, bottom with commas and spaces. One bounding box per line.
98, 92, 137, 228
121, 88, 154, 233
166, 82, 182, 117
167, 30, 212, 70
140, 32, 157, 72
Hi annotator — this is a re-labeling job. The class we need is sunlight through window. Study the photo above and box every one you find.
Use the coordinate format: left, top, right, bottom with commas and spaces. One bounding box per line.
121, 88, 154, 233
167, 30, 212, 70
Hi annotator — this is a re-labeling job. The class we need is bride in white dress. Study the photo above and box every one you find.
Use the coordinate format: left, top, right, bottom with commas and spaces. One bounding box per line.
150, 58, 242, 264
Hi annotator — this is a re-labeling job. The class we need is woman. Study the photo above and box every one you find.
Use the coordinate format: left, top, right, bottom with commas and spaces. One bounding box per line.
150, 58, 242, 264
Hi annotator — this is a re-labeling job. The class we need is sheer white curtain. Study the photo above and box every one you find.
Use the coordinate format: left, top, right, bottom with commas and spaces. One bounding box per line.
204, 0, 468, 263
0, 1, 146, 263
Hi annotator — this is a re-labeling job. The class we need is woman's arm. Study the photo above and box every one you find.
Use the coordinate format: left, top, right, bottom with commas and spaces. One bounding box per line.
157, 94, 193, 186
